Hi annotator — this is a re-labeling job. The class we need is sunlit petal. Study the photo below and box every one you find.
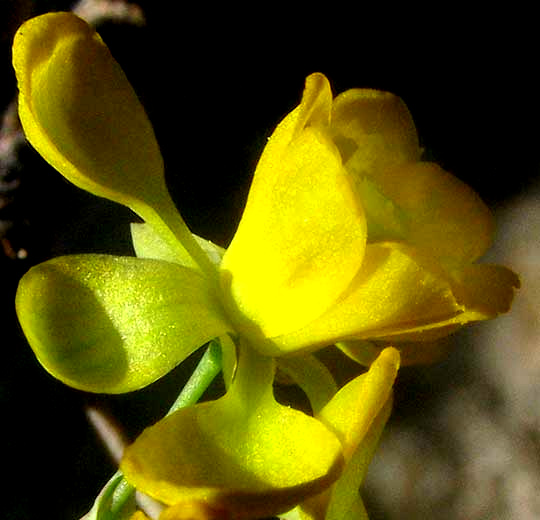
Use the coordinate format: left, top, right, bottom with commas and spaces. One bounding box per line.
221, 77, 366, 346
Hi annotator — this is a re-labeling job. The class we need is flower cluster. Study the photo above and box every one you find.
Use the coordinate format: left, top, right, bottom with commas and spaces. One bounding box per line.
13, 12, 518, 520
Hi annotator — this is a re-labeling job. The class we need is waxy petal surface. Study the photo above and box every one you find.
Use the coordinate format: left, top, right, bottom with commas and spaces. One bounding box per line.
16, 255, 232, 393
13, 13, 164, 210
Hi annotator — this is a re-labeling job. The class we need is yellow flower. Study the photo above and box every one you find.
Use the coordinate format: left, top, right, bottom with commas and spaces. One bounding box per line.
12, 11, 517, 519
219, 73, 519, 362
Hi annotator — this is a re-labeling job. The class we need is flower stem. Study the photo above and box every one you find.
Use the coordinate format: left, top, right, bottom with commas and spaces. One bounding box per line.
167, 338, 222, 413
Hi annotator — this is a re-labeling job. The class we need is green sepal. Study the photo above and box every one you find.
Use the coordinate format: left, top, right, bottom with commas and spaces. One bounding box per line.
82, 472, 135, 520
130, 222, 224, 269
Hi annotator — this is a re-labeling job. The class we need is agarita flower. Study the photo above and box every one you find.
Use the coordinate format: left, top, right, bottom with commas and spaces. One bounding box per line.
13, 11, 518, 519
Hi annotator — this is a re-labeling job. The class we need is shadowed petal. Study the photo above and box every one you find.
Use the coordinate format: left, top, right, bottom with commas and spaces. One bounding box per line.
16, 255, 232, 393
331, 88, 420, 172
297, 348, 399, 520
13, 12, 213, 275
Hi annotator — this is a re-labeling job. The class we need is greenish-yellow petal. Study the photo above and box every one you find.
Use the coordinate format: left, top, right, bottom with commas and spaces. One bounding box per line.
324, 399, 392, 520
276, 354, 338, 414
16, 255, 232, 393
121, 344, 344, 518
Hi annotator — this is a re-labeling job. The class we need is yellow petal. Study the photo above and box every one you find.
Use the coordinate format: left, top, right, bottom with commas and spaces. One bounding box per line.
246, 72, 333, 201
324, 399, 392, 520
269, 242, 462, 352
331, 88, 494, 266
221, 77, 366, 346
159, 501, 229, 520
362, 161, 495, 266
298, 348, 399, 520
331, 87, 421, 174
13, 13, 213, 276
13, 13, 164, 212
318, 347, 399, 460
368, 262, 520, 343
121, 344, 344, 519
451, 262, 520, 316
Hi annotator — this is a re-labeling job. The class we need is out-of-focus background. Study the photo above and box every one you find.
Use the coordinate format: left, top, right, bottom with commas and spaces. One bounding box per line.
2, 2, 538, 519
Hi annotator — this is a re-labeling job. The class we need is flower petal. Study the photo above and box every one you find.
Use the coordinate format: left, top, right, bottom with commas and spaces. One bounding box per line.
221, 76, 366, 345
267, 242, 460, 352
331, 87, 421, 172
13, 13, 214, 276
246, 72, 333, 201
318, 347, 399, 459
16, 255, 232, 393
323, 399, 393, 520
451, 262, 520, 315
362, 161, 494, 266
121, 344, 344, 518
272, 242, 518, 352
298, 347, 399, 520
13, 13, 165, 213
331, 88, 494, 265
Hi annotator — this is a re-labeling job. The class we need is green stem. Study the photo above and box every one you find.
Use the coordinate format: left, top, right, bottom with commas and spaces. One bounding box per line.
99, 340, 223, 519
167, 338, 222, 412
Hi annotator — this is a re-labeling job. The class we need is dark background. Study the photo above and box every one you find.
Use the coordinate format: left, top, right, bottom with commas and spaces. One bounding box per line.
1, 2, 538, 519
